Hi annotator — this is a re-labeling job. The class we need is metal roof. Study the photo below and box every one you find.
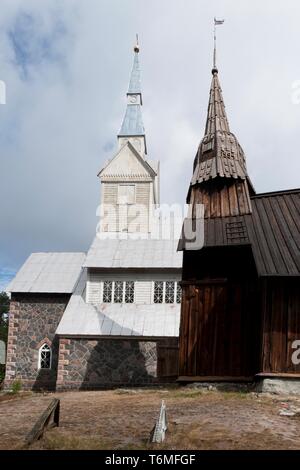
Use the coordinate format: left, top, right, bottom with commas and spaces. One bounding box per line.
119, 104, 145, 137
84, 237, 182, 269
7, 252, 86, 293
56, 269, 180, 337
128, 52, 142, 94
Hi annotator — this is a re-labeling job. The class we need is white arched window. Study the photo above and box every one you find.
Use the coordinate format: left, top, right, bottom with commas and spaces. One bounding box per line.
38, 343, 52, 369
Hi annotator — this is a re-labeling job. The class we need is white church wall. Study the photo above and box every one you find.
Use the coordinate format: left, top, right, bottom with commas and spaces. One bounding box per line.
86, 270, 181, 305
100, 181, 152, 233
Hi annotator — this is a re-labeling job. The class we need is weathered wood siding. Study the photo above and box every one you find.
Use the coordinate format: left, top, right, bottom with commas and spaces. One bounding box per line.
191, 178, 252, 219
260, 278, 300, 374
179, 279, 260, 379
157, 338, 179, 377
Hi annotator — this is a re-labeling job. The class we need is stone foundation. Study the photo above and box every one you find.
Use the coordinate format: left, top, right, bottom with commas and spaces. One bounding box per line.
57, 337, 177, 390
4, 293, 70, 391
256, 377, 300, 395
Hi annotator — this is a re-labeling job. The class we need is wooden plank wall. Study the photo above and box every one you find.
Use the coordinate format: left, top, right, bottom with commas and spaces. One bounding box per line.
179, 279, 260, 379
261, 278, 300, 373
157, 338, 179, 378
191, 179, 252, 219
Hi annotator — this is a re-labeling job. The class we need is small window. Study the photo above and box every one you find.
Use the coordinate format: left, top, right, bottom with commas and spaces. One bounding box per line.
154, 281, 164, 304
103, 281, 113, 303
165, 281, 175, 304
176, 283, 182, 304
38, 344, 52, 369
125, 281, 134, 303
114, 281, 124, 303
118, 184, 135, 204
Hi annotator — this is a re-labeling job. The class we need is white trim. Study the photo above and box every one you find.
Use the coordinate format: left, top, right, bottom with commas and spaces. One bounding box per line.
38, 343, 52, 370
152, 280, 181, 304
102, 280, 135, 304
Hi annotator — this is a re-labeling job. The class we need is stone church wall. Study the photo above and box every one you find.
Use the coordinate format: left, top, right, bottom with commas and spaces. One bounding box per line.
57, 337, 178, 390
4, 293, 70, 391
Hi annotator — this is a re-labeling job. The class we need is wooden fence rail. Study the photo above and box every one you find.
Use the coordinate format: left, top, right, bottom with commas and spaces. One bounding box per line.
25, 398, 60, 446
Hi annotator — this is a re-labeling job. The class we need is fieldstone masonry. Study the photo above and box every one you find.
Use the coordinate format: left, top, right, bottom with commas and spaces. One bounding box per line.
4, 294, 178, 391
57, 338, 160, 390
4, 293, 70, 390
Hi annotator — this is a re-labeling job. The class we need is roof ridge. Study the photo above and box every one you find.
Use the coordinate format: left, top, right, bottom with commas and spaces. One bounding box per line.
251, 188, 300, 199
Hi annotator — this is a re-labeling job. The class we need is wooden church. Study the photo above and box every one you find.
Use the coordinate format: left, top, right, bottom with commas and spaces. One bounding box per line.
178, 47, 300, 390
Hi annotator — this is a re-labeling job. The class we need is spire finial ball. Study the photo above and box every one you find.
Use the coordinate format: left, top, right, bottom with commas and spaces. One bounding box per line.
134, 44, 140, 53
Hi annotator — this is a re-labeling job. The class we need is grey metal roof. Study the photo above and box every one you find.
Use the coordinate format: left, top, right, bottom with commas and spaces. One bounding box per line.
56, 269, 180, 337
128, 52, 141, 94
119, 104, 145, 137
7, 252, 86, 293
84, 237, 182, 269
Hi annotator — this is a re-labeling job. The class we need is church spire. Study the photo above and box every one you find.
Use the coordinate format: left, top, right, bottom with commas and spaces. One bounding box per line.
189, 24, 254, 217
191, 21, 249, 186
205, 70, 230, 135
206, 18, 230, 135
118, 36, 147, 155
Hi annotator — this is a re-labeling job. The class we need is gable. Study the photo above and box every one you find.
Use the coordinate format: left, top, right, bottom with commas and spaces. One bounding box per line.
99, 142, 156, 180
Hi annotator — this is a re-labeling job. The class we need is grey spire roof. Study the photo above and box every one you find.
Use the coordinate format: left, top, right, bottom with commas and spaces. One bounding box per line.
118, 47, 145, 139
119, 104, 145, 136
128, 52, 142, 94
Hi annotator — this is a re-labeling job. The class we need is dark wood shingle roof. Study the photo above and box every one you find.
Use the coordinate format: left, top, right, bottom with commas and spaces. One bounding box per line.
179, 189, 300, 277
246, 189, 300, 276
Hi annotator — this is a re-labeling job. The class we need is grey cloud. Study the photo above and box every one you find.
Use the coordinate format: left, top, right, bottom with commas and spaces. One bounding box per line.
0, 0, 299, 285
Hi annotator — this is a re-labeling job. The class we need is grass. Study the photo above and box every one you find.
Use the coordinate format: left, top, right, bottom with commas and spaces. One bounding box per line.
34, 432, 114, 450
10, 380, 22, 394
169, 389, 205, 399
221, 391, 249, 399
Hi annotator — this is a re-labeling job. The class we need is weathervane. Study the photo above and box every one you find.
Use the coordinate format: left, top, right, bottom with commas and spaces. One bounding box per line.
213, 17, 225, 73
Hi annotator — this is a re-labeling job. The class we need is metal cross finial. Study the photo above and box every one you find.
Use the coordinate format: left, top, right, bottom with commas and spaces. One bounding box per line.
134, 33, 140, 53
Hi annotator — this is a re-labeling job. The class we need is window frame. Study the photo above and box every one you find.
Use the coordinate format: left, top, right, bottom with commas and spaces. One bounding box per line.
102, 280, 135, 304
153, 281, 181, 304
38, 343, 52, 370
118, 184, 136, 205
103, 280, 113, 303
153, 280, 164, 304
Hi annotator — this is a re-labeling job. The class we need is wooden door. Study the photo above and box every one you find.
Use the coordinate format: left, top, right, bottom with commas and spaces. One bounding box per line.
179, 280, 259, 379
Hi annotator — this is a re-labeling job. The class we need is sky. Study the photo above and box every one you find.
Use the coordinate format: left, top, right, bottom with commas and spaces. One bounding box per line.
0, 0, 300, 290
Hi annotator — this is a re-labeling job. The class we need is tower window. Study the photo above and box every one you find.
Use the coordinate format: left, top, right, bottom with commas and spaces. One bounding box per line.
118, 184, 135, 204
38, 344, 52, 370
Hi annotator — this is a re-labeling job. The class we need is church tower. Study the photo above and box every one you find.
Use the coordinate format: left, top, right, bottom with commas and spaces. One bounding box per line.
188, 54, 254, 220
98, 39, 159, 234
178, 40, 260, 381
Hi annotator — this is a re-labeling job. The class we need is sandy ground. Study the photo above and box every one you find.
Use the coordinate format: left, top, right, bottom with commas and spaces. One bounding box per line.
1, 387, 300, 450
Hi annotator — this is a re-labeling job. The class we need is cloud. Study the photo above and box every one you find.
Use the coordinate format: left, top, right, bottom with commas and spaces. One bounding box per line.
0, 0, 299, 282
0, 267, 15, 292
